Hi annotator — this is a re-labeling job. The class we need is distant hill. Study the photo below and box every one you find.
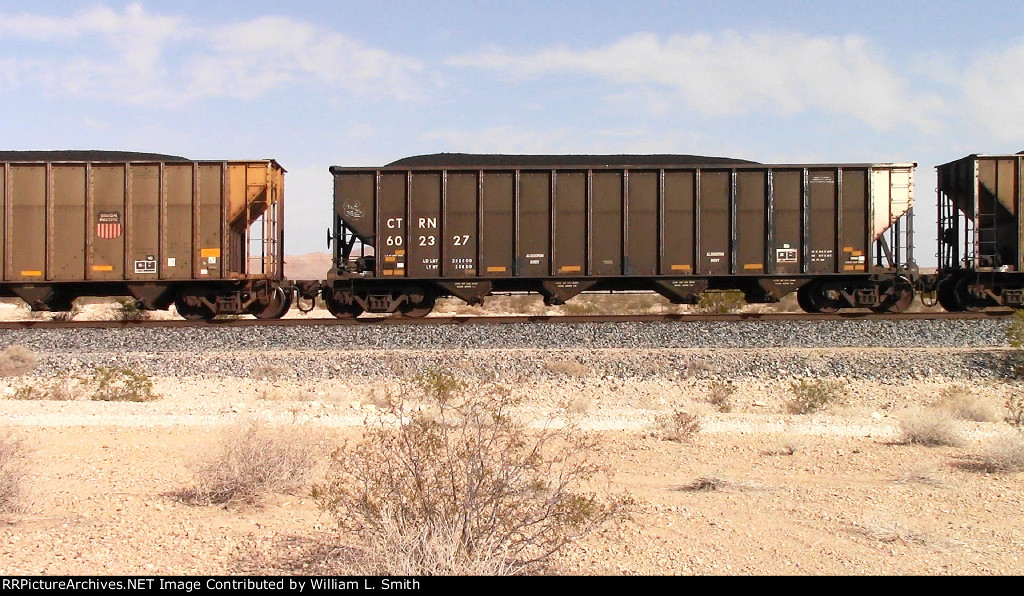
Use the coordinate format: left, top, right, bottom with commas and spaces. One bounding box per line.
284, 252, 332, 280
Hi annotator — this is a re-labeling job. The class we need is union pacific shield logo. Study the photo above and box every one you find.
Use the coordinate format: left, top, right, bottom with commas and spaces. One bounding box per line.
97, 211, 122, 239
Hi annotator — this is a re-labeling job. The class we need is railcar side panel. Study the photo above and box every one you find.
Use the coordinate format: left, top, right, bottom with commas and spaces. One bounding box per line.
516, 172, 550, 277
9, 165, 46, 282
772, 170, 802, 275
91, 164, 126, 280
444, 172, 478, 277
840, 169, 868, 272
409, 173, 440, 278
626, 171, 658, 276
163, 164, 193, 280
661, 171, 695, 276
590, 171, 623, 276
553, 172, 586, 276
198, 164, 223, 279
479, 172, 514, 277
698, 171, 730, 275
735, 171, 766, 275
378, 172, 407, 278
808, 169, 837, 274
51, 166, 86, 281
0, 168, 5, 278
129, 164, 159, 282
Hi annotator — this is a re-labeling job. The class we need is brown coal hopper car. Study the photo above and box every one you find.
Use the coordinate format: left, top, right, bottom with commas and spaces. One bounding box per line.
0, 151, 292, 320
935, 152, 1024, 311
326, 153, 918, 317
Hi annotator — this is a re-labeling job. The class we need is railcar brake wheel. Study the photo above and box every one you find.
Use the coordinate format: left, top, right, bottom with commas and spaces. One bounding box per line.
174, 295, 215, 321
251, 287, 293, 320
325, 295, 364, 319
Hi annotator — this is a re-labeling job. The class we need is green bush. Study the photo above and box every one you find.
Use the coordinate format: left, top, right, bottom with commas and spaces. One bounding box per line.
785, 378, 842, 414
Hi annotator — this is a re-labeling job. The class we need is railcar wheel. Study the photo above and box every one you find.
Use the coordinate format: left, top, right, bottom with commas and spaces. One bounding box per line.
797, 281, 839, 314
955, 277, 987, 312
871, 280, 915, 313
936, 280, 963, 312
174, 295, 215, 321
397, 291, 436, 318
251, 287, 293, 320
325, 295, 364, 319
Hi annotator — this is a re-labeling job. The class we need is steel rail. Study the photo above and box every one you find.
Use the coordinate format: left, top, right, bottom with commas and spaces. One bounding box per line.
0, 310, 1014, 330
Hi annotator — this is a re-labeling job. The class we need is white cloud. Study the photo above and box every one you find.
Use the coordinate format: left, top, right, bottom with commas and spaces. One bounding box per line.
963, 43, 1024, 142
451, 31, 947, 133
0, 5, 423, 105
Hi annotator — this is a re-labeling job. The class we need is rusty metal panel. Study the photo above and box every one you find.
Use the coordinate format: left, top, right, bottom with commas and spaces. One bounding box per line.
479, 171, 514, 277
840, 168, 868, 273
377, 173, 406, 278
408, 173, 441, 278
735, 171, 766, 274
808, 169, 836, 273
128, 164, 159, 281
517, 172, 550, 277
162, 164, 193, 280
335, 172, 376, 239
772, 170, 802, 274
661, 171, 695, 275
443, 172, 478, 277
50, 165, 86, 280
90, 164, 126, 280
198, 165, 222, 279
698, 171, 729, 275
9, 165, 47, 281
626, 170, 658, 276
590, 171, 622, 276
553, 171, 586, 276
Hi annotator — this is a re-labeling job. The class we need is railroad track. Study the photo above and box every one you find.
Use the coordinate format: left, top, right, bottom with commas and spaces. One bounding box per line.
0, 310, 1014, 330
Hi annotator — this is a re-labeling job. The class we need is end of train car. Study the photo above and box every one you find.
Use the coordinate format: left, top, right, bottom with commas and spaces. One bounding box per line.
933, 152, 1024, 311
0, 151, 298, 320
324, 154, 919, 317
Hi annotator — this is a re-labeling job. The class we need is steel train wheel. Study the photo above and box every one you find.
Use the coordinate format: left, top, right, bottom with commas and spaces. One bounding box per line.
870, 279, 915, 313
324, 295, 364, 319
936, 280, 963, 312
955, 277, 987, 312
397, 291, 436, 318
174, 295, 215, 321
796, 281, 839, 314
251, 287, 293, 320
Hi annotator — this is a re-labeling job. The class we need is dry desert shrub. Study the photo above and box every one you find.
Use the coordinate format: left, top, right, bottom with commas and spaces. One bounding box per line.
0, 345, 38, 377
250, 362, 291, 380
934, 385, 998, 422
113, 298, 149, 321
0, 431, 28, 513
696, 290, 746, 314
765, 432, 807, 456
315, 372, 626, 575
706, 381, 735, 413
7, 377, 79, 401
89, 367, 158, 402
855, 516, 928, 545
785, 378, 843, 415
970, 432, 1024, 473
899, 407, 964, 447
185, 420, 324, 505
656, 408, 701, 443
1006, 393, 1024, 429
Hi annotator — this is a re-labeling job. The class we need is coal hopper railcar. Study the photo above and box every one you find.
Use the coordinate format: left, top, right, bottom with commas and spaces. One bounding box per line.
324, 153, 918, 317
0, 151, 292, 320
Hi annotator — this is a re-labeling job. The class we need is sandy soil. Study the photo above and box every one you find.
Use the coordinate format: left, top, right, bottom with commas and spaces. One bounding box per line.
1, 372, 1022, 576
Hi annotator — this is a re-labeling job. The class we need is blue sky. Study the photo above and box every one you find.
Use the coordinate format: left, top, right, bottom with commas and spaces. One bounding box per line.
3, 1, 1024, 263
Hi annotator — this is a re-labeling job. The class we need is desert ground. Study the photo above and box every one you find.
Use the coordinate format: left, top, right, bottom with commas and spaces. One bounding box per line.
0, 294, 1022, 576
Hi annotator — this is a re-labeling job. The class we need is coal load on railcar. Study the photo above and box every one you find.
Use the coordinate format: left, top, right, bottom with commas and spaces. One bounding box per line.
0, 151, 294, 320
325, 153, 919, 317
934, 152, 1024, 311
